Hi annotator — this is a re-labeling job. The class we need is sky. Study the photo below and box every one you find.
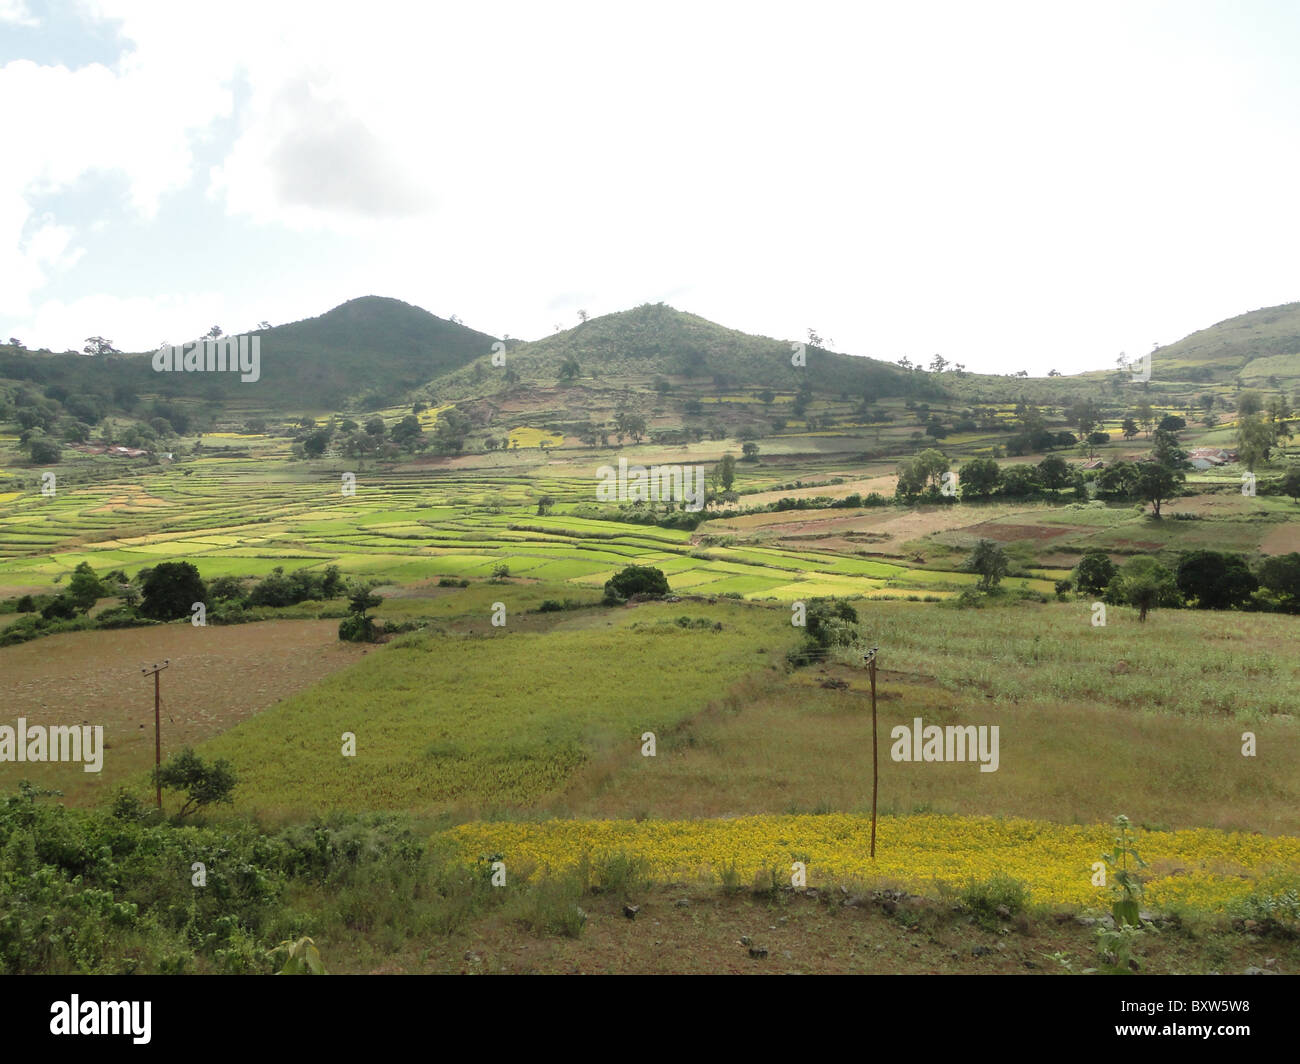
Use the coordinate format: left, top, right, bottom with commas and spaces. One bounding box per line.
1, 0, 1299, 375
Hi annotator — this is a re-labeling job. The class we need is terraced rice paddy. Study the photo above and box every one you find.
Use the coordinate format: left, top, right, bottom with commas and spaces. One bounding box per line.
0, 462, 1011, 600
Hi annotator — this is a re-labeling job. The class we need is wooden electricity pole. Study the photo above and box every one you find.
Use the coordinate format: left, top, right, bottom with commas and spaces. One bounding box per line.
864, 647, 879, 858
141, 660, 170, 810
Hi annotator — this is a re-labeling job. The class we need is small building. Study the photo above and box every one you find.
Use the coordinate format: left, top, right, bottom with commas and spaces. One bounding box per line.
1080, 459, 1104, 470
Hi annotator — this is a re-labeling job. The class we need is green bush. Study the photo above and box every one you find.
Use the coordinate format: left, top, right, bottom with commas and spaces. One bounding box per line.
960, 874, 1029, 930
603, 564, 670, 604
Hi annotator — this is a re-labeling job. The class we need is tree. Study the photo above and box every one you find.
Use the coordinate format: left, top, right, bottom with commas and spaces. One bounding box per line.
1157, 414, 1186, 433
1068, 399, 1101, 442
1037, 454, 1071, 491
959, 457, 1002, 499
603, 564, 669, 604
1236, 414, 1274, 471
390, 415, 422, 447
1133, 401, 1156, 438
1281, 467, 1300, 504
536, 495, 555, 515
153, 747, 237, 817
1257, 552, 1300, 609
432, 407, 472, 454
741, 442, 760, 462
999, 464, 1040, 498
26, 436, 61, 464
1175, 551, 1257, 610
559, 357, 580, 383
967, 539, 1008, 590
716, 453, 736, 492
623, 414, 646, 442
67, 562, 104, 613
302, 430, 331, 457
1096, 460, 1139, 498
1074, 549, 1117, 596
914, 449, 949, 491
1121, 417, 1139, 441
339, 581, 382, 642
364, 416, 386, 437
140, 562, 207, 620
757, 388, 774, 406
1236, 390, 1264, 417
1136, 461, 1181, 518
1106, 556, 1178, 621
82, 336, 118, 357
41, 596, 78, 620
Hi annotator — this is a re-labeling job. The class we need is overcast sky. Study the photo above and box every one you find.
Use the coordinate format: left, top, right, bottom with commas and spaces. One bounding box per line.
2, 0, 1299, 375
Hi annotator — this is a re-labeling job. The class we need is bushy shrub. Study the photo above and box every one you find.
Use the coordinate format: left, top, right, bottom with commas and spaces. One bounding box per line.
603, 564, 670, 604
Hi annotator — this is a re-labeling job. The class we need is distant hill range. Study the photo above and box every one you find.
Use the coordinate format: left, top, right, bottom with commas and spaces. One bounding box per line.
2, 296, 1297, 416
0, 298, 930, 414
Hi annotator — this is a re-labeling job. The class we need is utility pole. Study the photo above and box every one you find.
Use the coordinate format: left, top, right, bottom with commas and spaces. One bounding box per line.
864, 647, 879, 858
141, 660, 169, 810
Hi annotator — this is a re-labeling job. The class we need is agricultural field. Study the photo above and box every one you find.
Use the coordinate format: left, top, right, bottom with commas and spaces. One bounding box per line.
3, 301, 1300, 981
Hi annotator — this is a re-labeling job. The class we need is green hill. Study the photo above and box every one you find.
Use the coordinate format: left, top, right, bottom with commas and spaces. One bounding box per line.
0, 296, 499, 413
1146, 301, 1300, 386
430, 302, 930, 401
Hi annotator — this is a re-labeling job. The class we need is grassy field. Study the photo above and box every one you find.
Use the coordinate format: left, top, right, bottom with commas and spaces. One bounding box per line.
3, 382, 1300, 975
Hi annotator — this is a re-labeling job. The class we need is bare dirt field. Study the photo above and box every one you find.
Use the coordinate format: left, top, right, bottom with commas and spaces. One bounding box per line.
0, 620, 366, 805
1261, 522, 1300, 555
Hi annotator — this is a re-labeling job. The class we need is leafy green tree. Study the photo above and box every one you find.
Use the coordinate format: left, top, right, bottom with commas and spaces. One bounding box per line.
741, 442, 760, 462
1175, 551, 1257, 610
153, 747, 237, 817
559, 357, 580, 383
1096, 460, 1139, 498
1236, 414, 1275, 471
26, 434, 61, 464
1037, 454, 1071, 490
603, 564, 670, 604
716, 453, 736, 492
67, 562, 104, 613
1105, 556, 1178, 621
967, 539, 1009, 590
41, 596, 78, 620
959, 457, 1001, 499
999, 464, 1040, 498
432, 407, 472, 454
390, 415, 422, 447
1281, 467, 1300, 503
302, 430, 330, 457
1236, 390, 1264, 416
1074, 549, 1117, 596
1121, 417, 1139, 440
1257, 552, 1300, 609
140, 562, 207, 621
1136, 463, 1180, 518
339, 581, 382, 642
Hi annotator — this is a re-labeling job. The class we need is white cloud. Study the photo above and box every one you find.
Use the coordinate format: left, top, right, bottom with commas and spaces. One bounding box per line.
0, 0, 38, 27
6, 0, 1300, 369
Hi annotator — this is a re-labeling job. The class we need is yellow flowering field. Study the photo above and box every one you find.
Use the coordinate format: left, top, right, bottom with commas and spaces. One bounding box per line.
508, 426, 564, 448
442, 813, 1300, 912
